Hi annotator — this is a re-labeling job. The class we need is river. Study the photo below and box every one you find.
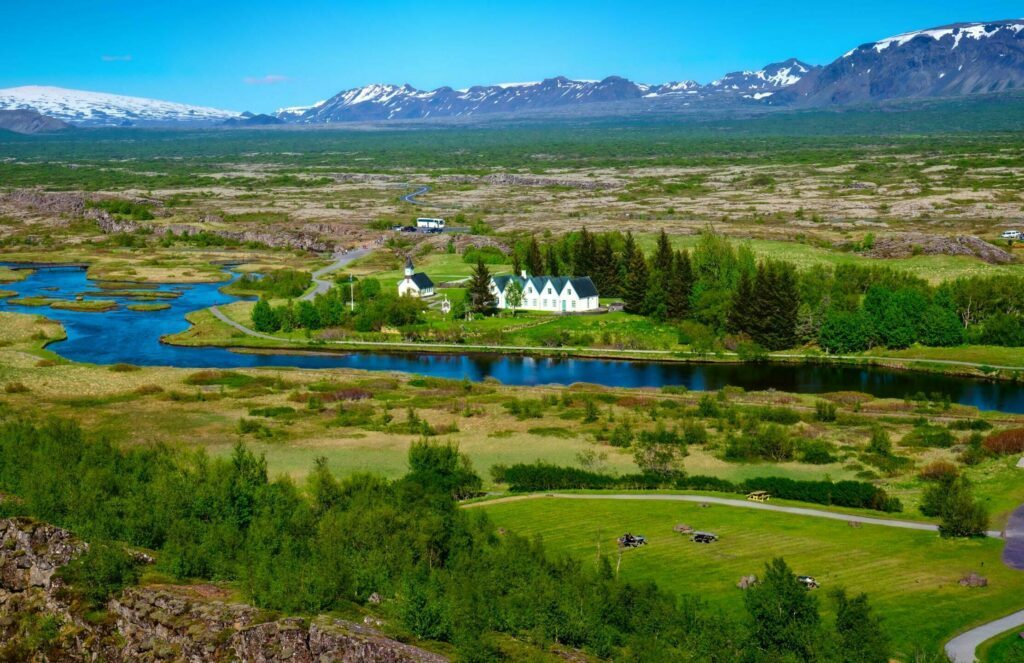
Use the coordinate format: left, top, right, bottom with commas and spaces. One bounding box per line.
2, 264, 1023, 413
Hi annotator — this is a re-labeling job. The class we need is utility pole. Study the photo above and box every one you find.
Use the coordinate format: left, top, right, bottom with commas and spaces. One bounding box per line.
349, 274, 355, 312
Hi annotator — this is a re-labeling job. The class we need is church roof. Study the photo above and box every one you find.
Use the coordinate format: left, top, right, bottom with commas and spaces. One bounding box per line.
409, 272, 434, 289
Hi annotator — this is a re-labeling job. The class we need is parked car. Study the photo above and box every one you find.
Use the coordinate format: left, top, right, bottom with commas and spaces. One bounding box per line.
691, 531, 719, 544
797, 575, 820, 589
617, 533, 647, 548
1001, 230, 1021, 240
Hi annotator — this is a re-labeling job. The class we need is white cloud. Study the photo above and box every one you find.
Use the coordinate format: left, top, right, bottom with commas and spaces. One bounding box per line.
101, 54, 133, 62
244, 74, 289, 85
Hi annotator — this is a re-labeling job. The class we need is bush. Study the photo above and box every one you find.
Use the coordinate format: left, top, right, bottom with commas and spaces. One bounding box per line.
900, 425, 956, 448
57, 541, 140, 610
4, 382, 29, 394
800, 439, 837, 465
814, 401, 837, 422
725, 424, 796, 462
918, 460, 959, 482
983, 428, 1024, 455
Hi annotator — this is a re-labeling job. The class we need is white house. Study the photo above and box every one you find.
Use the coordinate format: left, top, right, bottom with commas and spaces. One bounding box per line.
397, 257, 435, 298
490, 272, 599, 313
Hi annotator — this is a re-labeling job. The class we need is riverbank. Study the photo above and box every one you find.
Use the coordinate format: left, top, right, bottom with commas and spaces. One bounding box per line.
167, 303, 1024, 383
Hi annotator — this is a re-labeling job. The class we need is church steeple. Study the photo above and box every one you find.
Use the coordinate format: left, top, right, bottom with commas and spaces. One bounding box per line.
404, 256, 414, 278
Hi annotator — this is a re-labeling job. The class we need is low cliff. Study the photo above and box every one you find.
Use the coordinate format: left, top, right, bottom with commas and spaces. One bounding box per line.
0, 518, 445, 662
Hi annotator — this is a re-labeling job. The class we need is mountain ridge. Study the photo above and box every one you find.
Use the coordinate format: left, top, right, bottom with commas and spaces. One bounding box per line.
2, 19, 1022, 126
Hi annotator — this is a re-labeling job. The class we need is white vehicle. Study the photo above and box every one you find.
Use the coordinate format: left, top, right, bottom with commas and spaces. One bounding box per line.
1001, 230, 1021, 240
416, 217, 446, 232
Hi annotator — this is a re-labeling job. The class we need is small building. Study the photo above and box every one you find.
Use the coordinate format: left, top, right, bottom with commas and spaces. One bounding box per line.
490, 272, 599, 313
416, 217, 445, 232
397, 257, 434, 298
746, 491, 771, 502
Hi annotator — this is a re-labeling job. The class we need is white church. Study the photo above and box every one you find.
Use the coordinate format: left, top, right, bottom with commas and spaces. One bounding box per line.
397, 257, 435, 298
489, 271, 599, 313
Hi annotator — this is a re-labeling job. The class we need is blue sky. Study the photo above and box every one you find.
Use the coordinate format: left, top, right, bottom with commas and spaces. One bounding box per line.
3, 1, 1021, 112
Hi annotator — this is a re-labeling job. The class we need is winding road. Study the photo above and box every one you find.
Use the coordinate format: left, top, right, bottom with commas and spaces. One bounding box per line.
400, 185, 431, 206
300, 248, 371, 301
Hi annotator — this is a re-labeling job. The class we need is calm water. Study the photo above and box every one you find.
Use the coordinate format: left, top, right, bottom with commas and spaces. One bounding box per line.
3, 264, 1023, 413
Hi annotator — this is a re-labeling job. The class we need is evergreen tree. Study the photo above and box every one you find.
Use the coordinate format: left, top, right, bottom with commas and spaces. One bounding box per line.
751, 260, 800, 351
727, 268, 756, 336
593, 235, 619, 297
572, 226, 597, 277
652, 229, 674, 276
832, 588, 891, 663
525, 237, 544, 276
545, 245, 561, 277
666, 249, 693, 320
745, 557, 821, 660
511, 251, 522, 277
618, 232, 637, 291
251, 297, 278, 333
466, 259, 497, 314
623, 249, 649, 314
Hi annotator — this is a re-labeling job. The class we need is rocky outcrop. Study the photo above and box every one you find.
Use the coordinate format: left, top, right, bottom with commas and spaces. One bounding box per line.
0, 518, 86, 593
442, 173, 612, 190
93, 216, 333, 253
861, 233, 1015, 264
0, 518, 446, 662
0, 189, 87, 216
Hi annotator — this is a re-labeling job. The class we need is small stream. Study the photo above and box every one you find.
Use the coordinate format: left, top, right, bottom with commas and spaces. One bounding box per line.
2, 263, 1023, 413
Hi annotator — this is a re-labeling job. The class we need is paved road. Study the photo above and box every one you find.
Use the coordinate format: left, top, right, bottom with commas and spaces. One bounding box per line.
300, 248, 371, 301
400, 185, 431, 206
1003, 504, 1024, 570
466, 493, 1002, 538
945, 609, 1024, 663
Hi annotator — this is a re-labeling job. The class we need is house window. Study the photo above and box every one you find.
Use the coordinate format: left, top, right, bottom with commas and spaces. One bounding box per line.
572, 300, 576, 309
542, 299, 547, 307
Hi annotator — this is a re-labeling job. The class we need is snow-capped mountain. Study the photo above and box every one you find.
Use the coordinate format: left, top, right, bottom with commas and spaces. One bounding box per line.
776, 20, 1024, 105
282, 66, 815, 123
710, 59, 818, 98
0, 86, 240, 126
292, 76, 657, 123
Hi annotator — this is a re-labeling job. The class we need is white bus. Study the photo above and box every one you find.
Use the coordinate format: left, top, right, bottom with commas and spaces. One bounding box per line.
416, 217, 446, 232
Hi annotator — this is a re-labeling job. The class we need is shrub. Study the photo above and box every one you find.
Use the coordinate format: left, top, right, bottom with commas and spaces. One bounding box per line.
947, 419, 992, 432
682, 421, 708, 445
814, 401, 837, 423
982, 428, 1024, 455
57, 541, 140, 610
900, 425, 955, 449
697, 394, 720, 418
4, 382, 29, 394
726, 424, 796, 462
918, 460, 959, 482
866, 427, 892, 456
800, 439, 837, 465
109, 363, 141, 373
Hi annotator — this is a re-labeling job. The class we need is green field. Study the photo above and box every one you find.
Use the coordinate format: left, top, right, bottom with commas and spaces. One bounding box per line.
978, 626, 1024, 662
480, 497, 1024, 656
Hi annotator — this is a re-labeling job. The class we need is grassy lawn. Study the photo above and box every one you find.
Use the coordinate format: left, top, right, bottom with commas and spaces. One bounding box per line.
480, 497, 1024, 656
869, 345, 1024, 369
652, 235, 1024, 284
977, 625, 1024, 662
